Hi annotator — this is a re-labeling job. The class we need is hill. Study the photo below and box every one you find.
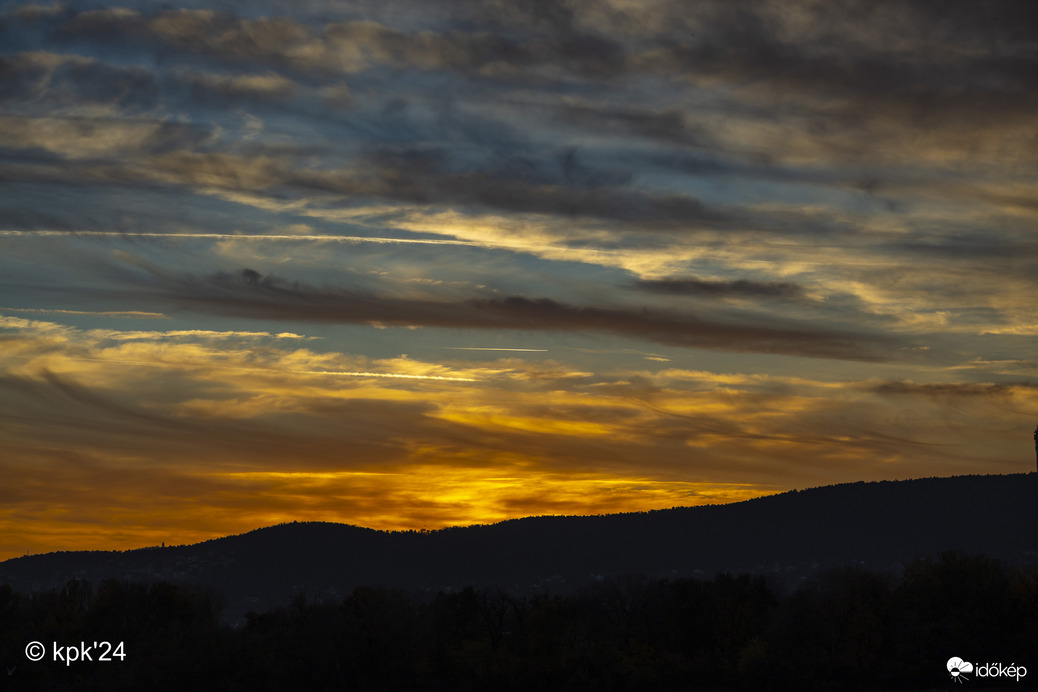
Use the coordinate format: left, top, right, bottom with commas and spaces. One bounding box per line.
2, 473, 1036, 622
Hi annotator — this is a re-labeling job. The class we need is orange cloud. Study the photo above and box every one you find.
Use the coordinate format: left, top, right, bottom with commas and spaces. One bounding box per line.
1, 316, 1033, 560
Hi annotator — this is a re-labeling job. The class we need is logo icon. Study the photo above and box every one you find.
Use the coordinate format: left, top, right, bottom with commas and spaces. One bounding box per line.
948, 657, 974, 683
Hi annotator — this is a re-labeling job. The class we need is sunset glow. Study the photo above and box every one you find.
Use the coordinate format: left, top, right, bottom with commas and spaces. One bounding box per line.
1, 0, 1036, 559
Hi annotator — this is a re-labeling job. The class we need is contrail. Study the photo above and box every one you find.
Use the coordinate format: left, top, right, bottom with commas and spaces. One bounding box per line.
0, 230, 474, 246
302, 370, 477, 382
0, 307, 167, 318
447, 347, 548, 352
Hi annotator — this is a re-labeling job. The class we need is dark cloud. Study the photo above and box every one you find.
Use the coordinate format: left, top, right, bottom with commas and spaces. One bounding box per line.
343, 147, 725, 226
868, 381, 1038, 398
632, 0, 1038, 95
450, 0, 577, 33
7, 0, 1035, 110
544, 32, 625, 79
117, 144, 724, 227
1, 108, 723, 227
602, 1, 1038, 168
634, 276, 806, 300
115, 267, 896, 361
31, 6, 625, 81
7, 1, 1033, 203
891, 234, 1038, 262
0, 52, 52, 101
552, 100, 702, 146
0, 52, 159, 110
420, 173, 714, 225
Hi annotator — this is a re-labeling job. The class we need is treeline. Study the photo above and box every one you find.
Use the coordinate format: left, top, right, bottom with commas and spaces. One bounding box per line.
2, 552, 1036, 691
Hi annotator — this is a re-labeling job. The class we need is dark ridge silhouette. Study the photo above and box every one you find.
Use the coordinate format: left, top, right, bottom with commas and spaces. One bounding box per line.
2, 474, 1036, 623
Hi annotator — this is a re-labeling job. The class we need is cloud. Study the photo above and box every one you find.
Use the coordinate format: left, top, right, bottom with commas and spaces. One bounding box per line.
2, 0, 1037, 559
0, 145, 732, 233
0, 369, 429, 469
180, 70, 299, 103
0, 50, 159, 111
546, 98, 702, 146
868, 380, 1038, 399
0, 306, 167, 318
117, 267, 896, 361
40, 6, 627, 81
1, 311, 1033, 558
625, 2, 1038, 167
0, 114, 213, 161
634, 276, 806, 300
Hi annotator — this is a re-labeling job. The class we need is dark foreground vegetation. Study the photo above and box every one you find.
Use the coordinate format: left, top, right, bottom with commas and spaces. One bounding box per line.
2, 552, 1036, 691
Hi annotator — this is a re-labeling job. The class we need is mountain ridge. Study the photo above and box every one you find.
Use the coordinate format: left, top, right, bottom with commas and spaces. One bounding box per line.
3, 473, 1036, 622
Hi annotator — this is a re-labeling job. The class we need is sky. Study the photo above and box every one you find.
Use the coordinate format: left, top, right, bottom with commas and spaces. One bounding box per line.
1, 0, 1036, 559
